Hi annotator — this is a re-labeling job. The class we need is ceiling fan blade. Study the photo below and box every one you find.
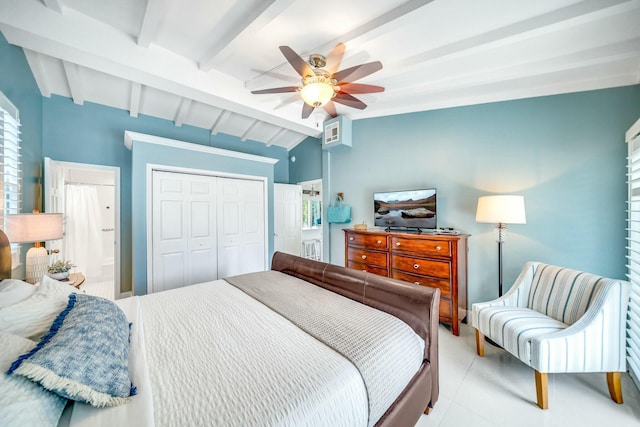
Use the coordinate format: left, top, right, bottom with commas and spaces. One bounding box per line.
324, 43, 345, 75
338, 83, 385, 94
302, 103, 314, 119
279, 46, 314, 78
251, 86, 299, 94
333, 61, 383, 84
333, 93, 367, 110
323, 101, 337, 118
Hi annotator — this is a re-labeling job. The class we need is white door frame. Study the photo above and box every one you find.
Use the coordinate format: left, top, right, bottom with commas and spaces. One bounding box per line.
146, 163, 269, 293
43, 158, 122, 298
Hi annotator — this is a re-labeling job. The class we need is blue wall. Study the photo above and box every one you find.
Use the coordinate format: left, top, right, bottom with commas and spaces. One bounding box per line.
128, 137, 276, 295
41, 97, 288, 293
289, 136, 322, 184
319, 86, 640, 306
0, 33, 43, 277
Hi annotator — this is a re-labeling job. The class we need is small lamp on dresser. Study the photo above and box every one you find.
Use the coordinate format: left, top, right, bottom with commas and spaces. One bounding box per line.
5, 213, 63, 284
475, 195, 526, 297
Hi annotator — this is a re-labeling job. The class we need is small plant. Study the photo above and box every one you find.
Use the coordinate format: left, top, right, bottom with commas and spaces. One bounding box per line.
48, 260, 75, 274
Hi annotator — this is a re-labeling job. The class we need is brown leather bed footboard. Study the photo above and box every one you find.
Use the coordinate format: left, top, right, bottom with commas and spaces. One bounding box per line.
271, 251, 440, 426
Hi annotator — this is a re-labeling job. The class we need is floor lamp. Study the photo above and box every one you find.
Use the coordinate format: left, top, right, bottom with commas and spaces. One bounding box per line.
5, 213, 63, 284
475, 195, 526, 297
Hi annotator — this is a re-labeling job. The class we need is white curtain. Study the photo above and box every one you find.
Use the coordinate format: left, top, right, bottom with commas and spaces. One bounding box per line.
64, 184, 102, 278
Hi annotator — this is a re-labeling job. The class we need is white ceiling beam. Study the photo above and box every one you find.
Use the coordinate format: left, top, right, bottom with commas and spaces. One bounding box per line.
42, 0, 64, 14
240, 119, 259, 142
210, 110, 231, 135
266, 128, 287, 147
22, 49, 51, 97
174, 98, 192, 127
199, 0, 292, 72
385, 37, 640, 101
137, 0, 168, 48
389, 0, 634, 72
0, 0, 319, 136
129, 82, 141, 117
62, 60, 84, 105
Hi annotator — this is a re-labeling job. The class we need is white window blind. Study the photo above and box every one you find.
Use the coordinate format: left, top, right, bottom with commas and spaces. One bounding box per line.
0, 91, 22, 265
626, 117, 640, 391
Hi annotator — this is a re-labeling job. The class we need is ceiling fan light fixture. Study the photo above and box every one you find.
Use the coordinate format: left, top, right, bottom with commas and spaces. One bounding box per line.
300, 75, 335, 107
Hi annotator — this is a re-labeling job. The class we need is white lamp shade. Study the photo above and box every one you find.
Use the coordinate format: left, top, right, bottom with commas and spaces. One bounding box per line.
5, 213, 63, 243
476, 195, 526, 224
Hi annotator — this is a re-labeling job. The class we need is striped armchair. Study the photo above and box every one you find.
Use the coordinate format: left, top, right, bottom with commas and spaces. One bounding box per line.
471, 262, 630, 409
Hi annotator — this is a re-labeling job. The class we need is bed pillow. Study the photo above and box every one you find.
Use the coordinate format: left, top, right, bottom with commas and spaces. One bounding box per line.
0, 279, 36, 308
0, 332, 67, 427
0, 275, 76, 340
8, 293, 137, 407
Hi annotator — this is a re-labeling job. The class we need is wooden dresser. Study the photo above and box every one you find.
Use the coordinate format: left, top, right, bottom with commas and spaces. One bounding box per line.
344, 229, 469, 336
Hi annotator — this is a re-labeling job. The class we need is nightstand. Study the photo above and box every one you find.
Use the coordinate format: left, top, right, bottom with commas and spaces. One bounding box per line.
62, 272, 85, 289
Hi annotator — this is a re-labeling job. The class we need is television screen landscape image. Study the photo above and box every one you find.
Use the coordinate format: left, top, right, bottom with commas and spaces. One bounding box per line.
374, 189, 437, 230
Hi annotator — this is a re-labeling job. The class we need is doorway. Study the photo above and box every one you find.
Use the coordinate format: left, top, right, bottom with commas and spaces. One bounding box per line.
44, 158, 120, 300
299, 179, 322, 261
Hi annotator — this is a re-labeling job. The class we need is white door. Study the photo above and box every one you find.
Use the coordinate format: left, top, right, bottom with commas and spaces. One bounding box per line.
217, 177, 266, 277
152, 171, 217, 293
274, 183, 302, 256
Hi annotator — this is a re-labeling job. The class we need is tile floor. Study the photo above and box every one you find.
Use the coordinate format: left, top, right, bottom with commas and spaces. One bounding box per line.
415, 323, 640, 427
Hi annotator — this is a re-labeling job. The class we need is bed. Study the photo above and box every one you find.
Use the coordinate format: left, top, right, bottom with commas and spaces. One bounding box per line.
0, 245, 439, 427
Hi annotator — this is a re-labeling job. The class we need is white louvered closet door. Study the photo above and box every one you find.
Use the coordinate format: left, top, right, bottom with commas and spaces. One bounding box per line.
626, 117, 640, 391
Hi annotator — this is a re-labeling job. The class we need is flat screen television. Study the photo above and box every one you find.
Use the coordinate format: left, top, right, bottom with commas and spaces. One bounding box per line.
374, 188, 437, 231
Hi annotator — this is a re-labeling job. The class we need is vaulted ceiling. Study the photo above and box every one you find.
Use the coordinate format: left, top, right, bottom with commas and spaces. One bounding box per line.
1, 0, 639, 150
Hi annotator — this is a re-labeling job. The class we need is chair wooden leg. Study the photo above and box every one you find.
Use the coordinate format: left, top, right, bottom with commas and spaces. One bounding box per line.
534, 370, 548, 409
607, 372, 623, 404
475, 329, 485, 356
424, 405, 431, 415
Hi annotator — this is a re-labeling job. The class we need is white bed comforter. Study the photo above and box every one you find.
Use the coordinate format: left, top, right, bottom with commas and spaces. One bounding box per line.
69, 273, 425, 427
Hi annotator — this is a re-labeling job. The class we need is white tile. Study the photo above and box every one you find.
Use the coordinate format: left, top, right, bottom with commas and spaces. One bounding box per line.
416, 323, 640, 427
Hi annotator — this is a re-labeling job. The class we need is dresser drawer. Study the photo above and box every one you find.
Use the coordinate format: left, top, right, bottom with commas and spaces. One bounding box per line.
347, 247, 387, 268
391, 271, 451, 298
347, 260, 388, 277
391, 236, 451, 257
346, 233, 388, 250
391, 255, 450, 279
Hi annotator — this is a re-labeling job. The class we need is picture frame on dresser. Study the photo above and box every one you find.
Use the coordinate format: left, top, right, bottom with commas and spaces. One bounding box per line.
344, 228, 469, 336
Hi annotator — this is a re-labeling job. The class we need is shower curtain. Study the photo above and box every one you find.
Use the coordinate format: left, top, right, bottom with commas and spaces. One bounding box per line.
64, 184, 103, 278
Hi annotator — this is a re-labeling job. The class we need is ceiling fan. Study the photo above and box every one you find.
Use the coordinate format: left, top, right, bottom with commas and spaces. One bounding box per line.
251, 43, 384, 119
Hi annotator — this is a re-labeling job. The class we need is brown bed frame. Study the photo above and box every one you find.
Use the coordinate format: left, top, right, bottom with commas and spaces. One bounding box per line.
271, 251, 440, 427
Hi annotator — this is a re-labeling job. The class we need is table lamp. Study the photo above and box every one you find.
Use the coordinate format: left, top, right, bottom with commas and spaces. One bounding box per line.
475, 195, 526, 296
5, 213, 63, 284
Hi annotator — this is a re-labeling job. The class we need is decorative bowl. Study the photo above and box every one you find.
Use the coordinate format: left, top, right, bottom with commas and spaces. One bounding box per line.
49, 272, 69, 280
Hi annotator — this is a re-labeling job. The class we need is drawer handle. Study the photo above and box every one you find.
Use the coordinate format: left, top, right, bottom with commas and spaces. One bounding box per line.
362, 255, 367, 260
414, 281, 420, 286
435, 246, 442, 251
413, 263, 420, 270
377, 240, 382, 244
396, 242, 401, 246
362, 269, 367, 272
349, 237, 354, 241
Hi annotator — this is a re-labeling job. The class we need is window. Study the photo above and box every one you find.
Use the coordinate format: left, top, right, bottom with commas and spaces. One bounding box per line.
0, 91, 22, 265
626, 117, 640, 391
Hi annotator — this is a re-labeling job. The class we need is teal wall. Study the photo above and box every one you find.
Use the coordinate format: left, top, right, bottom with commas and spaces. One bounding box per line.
289, 136, 322, 184
129, 138, 276, 295
0, 33, 43, 277
320, 86, 640, 306
41, 97, 287, 294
